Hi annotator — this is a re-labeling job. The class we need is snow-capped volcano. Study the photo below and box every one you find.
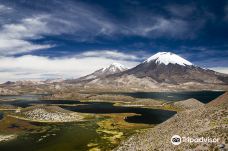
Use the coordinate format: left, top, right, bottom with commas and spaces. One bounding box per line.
145, 52, 193, 66
66, 63, 128, 83
110, 51, 227, 84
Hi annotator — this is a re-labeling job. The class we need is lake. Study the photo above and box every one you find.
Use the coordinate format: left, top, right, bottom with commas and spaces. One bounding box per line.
115, 91, 225, 103
61, 102, 175, 124
0, 96, 175, 124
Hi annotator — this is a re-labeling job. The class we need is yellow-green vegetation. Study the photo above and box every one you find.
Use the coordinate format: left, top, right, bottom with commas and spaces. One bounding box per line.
97, 129, 123, 144
87, 143, 99, 147
87, 143, 101, 151
98, 113, 150, 130
0, 105, 21, 111
92, 113, 152, 149
0, 114, 42, 134
88, 147, 101, 151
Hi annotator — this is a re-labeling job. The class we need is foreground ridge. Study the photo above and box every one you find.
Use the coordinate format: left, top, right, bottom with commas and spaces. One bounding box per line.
115, 92, 228, 150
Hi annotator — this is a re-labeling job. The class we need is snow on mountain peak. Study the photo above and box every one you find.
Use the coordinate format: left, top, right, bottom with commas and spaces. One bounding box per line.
145, 52, 193, 66
110, 62, 126, 69
102, 63, 127, 72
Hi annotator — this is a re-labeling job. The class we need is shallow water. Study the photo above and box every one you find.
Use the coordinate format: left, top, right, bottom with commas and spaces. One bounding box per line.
0, 112, 3, 120
0, 121, 106, 151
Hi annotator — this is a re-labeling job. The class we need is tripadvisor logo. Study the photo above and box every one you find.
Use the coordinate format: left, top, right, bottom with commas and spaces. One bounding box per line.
171, 135, 219, 146
171, 135, 182, 145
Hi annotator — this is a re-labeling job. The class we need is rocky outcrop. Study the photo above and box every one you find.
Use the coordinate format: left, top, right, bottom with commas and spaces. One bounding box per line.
19, 105, 84, 122
0, 88, 18, 95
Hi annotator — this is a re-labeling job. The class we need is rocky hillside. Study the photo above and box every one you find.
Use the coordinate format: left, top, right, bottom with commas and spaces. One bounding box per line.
115, 92, 228, 151
0, 87, 18, 95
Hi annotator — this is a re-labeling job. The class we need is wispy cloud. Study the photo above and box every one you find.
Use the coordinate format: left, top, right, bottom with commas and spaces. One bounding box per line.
76, 50, 145, 61
0, 4, 12, 12
0, 0, 211, 54
0, 15, 54, 55
127, 17, 198, 39
0, 1, 118, 55
176, 45, 228, 68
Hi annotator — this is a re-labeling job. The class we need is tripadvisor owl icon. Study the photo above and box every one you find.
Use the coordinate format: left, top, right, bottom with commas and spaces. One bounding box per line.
171, 135, 182, 145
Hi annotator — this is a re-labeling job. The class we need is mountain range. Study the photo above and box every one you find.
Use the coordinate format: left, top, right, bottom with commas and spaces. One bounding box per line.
69, 52, 228, 91
2, 51, 228, 91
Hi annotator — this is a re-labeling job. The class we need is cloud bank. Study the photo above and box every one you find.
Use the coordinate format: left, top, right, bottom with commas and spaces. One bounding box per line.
0, 50, 140, 83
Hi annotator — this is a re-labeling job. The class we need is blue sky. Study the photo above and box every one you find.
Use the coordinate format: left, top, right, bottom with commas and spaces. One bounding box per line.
0, 0, 227, 82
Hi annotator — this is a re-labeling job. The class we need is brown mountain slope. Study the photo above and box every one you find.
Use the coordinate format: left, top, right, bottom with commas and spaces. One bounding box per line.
115, 92, 228, 151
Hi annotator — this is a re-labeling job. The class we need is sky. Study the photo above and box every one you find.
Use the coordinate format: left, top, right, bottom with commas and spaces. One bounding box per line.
0, 0, 228, 82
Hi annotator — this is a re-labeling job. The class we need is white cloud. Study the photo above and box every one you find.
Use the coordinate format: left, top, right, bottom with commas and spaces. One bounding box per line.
0, 15, 54, 55
77, 50, 141, 60
209, 67, 228, 74
0, 39, 53, 55
0, 51, 140, 83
